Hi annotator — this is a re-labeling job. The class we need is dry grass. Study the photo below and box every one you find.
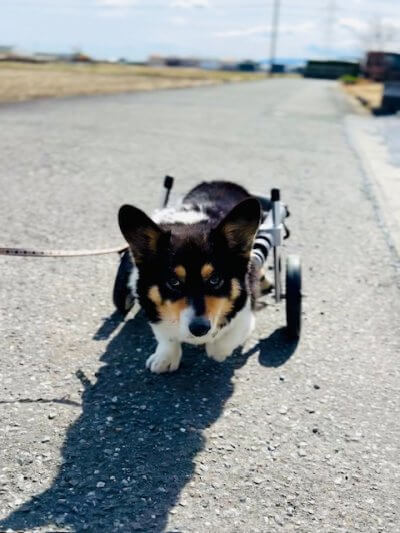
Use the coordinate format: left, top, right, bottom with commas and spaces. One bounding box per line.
0, 61, 266, 103
342, 79, 383, 110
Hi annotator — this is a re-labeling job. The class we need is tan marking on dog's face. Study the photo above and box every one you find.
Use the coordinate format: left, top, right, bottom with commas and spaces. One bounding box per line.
205, 296, 233, 326
148, 285, 187, 323
201, 263, 214, 280
174, 265, 186, 281
148, 285, 162, 305
205, 278, 241, 326
230, 278, 241, 300
160, 299, 187, 322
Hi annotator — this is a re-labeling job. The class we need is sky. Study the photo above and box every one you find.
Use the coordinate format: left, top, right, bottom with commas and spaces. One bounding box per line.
1, 0, 400, 62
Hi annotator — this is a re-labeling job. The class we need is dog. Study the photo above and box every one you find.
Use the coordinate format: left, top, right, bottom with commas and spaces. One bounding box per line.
118, 181, 263, 373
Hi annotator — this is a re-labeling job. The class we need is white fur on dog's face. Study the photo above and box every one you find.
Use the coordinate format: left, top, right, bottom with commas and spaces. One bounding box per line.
128, 267, 242, 345
149, 306, 217, 346
146, 297, 254, 373
128, 274, 224, 344
178, 305, 219, 344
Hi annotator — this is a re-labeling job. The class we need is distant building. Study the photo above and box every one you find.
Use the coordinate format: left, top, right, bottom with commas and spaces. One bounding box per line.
0, 45, 14, 58
220, 60, 239, 71
303, 60, 360, 79
148, 55, 202, 67
238, 60, 260, 72
0, 46, 27, 61
34, 51, 93, 63
270, 63, 285, 74
366, 52, 400, 112
33, 52, 60, 62
0, 46, 37, 62
146, 54, 261, 72
0, 46, 75, 63
198, 59, 221, 70
71, 52, 93, 63
166, 56, 201, 67
363, 51, 400, 81
148, 55, 166, 66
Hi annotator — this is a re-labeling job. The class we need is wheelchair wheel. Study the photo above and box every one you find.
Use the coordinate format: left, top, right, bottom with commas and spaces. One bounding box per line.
113, 249, 135, 316
286, 255, 302, 339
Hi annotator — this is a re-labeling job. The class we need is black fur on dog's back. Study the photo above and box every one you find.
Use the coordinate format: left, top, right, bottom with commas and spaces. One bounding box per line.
182, 181, 252, 226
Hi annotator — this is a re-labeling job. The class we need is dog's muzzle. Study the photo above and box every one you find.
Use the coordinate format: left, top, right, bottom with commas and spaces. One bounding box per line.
188, 316, 211, 337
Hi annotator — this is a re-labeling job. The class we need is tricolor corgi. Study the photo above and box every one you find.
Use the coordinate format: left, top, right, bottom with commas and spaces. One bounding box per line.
118, 181, 262, 373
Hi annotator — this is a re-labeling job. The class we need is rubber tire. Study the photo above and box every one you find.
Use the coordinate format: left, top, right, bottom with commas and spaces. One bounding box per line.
286, 255, 302, 339
113, 250, 135, 315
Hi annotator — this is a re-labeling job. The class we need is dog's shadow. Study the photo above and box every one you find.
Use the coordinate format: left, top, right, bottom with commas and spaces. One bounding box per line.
0, 312, 297, 532
244, 327, 298, 368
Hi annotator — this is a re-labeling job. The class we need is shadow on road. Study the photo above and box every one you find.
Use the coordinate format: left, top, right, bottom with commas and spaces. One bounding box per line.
243, 327, 298, 368
0, 313, 298, 532
93, 310, 126, 341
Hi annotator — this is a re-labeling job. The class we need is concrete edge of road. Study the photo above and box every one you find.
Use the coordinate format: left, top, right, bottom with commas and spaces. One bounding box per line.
342, 89, 370, 116
345, 115, 400, 275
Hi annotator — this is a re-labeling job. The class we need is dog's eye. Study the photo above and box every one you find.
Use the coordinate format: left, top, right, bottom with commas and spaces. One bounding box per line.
166, 276, 182, 291
208, 273, 223, 289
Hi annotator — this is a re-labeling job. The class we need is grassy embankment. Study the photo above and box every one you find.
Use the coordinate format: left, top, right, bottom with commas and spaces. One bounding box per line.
0, 61, 266, 103
341, 76, 383, 111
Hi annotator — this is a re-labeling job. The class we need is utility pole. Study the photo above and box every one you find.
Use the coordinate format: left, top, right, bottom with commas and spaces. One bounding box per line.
269, 0, 280, 75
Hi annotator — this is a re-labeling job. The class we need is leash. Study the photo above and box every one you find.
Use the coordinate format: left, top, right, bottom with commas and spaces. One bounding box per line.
1, 176, 175, 259
0, 244, 128, 258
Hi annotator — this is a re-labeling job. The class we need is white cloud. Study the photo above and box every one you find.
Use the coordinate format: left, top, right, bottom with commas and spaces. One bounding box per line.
96, 0, 140, 5
338, 16, 400, 52
95, 0, 141, 18
9, 0, 400, 60
215, 25, 269, 38
170, 16, 187, 25
215, 22, 314, 39
170, 0, 210, 8
381, 17, 400, 30
338, 17, 367, 33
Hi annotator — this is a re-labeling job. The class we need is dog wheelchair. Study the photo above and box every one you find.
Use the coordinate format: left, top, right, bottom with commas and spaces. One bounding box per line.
113, 176, 302, 340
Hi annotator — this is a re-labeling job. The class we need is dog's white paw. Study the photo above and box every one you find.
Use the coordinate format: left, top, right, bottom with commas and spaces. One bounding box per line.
206, 341, 233, 363
146, 347, 181, 374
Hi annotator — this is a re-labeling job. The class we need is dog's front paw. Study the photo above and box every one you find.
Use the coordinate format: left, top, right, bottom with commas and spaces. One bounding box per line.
206, 341, 233, 363
146, 346, 182, 374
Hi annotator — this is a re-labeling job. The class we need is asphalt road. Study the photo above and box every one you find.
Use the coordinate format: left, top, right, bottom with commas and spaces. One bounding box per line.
0, 79, 399, 532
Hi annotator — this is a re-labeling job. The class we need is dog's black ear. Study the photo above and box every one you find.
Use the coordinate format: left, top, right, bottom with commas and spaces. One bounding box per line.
118, 205, 164, 264
212, 198, 261, 258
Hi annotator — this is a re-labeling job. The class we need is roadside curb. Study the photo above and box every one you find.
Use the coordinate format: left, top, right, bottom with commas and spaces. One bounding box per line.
341, 88, 370, 116
345, 115, 400, 271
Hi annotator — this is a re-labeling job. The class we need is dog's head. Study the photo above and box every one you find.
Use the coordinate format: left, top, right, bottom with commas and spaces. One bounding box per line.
118, 199, 260, 344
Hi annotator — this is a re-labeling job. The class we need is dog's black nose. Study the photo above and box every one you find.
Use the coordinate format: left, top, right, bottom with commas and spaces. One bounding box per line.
189, 317, 211, 337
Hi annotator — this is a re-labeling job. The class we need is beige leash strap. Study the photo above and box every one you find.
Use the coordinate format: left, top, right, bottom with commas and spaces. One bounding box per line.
0, 245, 128, 258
